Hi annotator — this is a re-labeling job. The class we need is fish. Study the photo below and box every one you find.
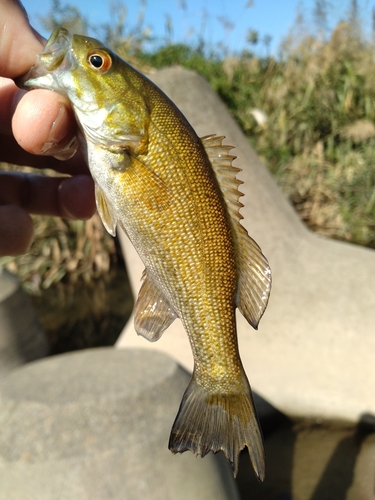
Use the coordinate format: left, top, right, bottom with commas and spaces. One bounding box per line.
17, 27, 272, 479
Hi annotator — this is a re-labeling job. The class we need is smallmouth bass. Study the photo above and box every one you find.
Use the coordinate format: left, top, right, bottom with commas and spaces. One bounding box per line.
17, 27, 272, 479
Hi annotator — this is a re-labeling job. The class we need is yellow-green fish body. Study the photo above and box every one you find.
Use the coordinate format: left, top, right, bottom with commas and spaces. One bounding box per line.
18, 28, 271, 479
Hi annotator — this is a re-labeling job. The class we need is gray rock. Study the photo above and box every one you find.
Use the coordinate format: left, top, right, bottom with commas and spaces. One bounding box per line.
116, 66, 375, 423
0, 348, 240, 500
0, 267, 49, 374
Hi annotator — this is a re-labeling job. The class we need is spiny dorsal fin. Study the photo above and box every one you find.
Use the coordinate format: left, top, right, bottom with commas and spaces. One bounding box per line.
201, 134, 271, 328
134, 269, 177, 342
201, 134, 243, 224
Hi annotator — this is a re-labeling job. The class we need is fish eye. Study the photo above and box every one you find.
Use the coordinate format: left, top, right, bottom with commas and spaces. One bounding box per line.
87, 50, 112, 72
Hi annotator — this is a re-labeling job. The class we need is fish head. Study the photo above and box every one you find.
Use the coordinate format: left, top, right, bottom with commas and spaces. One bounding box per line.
17, 27, 149, 153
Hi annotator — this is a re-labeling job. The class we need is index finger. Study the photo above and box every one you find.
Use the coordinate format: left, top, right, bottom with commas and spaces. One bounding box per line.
0, 171, 96, 219
0, 132, 89, 175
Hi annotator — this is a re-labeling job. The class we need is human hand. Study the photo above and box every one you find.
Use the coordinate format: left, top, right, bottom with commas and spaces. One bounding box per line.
0, 0, 95, 256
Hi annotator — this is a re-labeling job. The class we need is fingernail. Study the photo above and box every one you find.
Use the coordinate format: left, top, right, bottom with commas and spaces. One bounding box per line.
41, 104, 78, 159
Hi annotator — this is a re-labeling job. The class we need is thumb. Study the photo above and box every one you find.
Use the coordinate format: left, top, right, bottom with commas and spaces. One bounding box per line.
0, 0, 44, 78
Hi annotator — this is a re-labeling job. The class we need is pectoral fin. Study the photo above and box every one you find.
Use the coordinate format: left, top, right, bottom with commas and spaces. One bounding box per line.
95, 184, 118, 236
134, 270, 177, 342
128, 155, 170, 212
201, 134, 271, 328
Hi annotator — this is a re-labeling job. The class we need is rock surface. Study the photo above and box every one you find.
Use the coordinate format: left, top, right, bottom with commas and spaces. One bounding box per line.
116, 66, 375, 423
0, 348, 240, 500
0, 267, 48, 374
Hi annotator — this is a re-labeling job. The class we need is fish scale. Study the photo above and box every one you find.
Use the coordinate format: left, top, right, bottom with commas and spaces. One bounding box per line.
17, 27, 272, 479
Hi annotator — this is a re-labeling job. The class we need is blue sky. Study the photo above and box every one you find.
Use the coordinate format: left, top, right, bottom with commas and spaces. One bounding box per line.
22, 0, 375, 56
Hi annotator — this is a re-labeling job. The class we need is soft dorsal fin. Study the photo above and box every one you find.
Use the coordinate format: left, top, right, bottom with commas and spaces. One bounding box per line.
235, 229, 272, 329
134, 270, 178, 342
201, 134, 271, 328
95, 183, 118, 236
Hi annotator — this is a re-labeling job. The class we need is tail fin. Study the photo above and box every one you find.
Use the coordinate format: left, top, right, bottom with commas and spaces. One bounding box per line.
168, 373, 265, 480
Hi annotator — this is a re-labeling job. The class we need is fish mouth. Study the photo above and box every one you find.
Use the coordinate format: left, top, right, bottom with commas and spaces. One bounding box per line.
15, 27, 73, 90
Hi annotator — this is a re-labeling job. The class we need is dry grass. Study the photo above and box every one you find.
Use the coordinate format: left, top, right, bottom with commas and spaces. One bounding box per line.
2, 212, 116, 291
0, 163, 118, 292
218, 22, 375, 248
141, 19, 375, 250
0, 164, 132, 352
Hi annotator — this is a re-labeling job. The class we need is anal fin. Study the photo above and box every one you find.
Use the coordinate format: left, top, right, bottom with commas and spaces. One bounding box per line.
134, 270, 177, 342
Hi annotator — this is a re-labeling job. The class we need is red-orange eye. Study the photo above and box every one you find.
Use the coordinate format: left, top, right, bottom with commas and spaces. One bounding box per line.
87, 50, 112, 72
